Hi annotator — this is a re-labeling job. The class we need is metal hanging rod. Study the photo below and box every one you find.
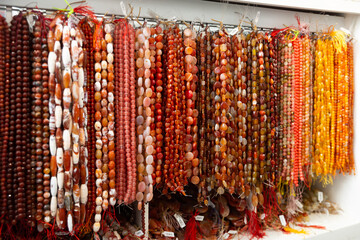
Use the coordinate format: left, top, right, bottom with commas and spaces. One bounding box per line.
1, 4, 328, 35
0, 4, 276, 32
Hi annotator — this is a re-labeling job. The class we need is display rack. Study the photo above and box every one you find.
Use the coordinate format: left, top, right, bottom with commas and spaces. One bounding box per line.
1, 0, 359, 239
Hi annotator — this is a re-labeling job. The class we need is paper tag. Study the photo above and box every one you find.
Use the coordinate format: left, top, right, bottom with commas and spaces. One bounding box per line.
174, 213, 186, 228
135, 230, 144, 237
169, 16, 177, 22
26, 15, 35, 33
340, 27, 351, 35
195, 215, 204, 221
162, 231, 175, 237
229, 27, 238, 36
279, 215, 286, 226
120, 1, 127, 16
228, 230, 238, 234
324, 208, 329, 216
208, 199, 215, 208
254, 11, 261, 25
318, 191, 323, 203
223, 233, 230, 239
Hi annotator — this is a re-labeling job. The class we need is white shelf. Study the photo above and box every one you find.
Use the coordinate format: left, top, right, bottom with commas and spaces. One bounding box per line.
230, 214, 360, 240
229, 0, 360, 15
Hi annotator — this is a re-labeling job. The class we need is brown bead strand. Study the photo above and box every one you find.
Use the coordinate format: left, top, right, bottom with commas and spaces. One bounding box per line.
0, 15, 9, 220
40, 24, 50, 225
8, 15, 20, 225
269, 38, 277, 182
206, 31, 214, 197
264, 36, 272, 183
209, 33, 217, 192
80, 20, 96, 214
30, 20, 44, 227
197, 30, 206, 202
15, 14, 31, 222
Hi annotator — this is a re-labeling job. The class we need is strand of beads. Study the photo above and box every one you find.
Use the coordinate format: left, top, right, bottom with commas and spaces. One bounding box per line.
347, 41, 354, 173
335, 36, 348, 173
269, 37, 277, 182
297, 37, 304, 182
143, 26, 154, 206
71, 25, 80, 225
80, 19, 96, 214
333, 39, 340, 174
93, 21, 103, 233
103, 23, 116, 208
275, 37, 283, 185
62, 20, 75, 232
14, 13, 31, 223
124, 22, 137, 204
326, 39, 334, 174
207, 31, 216, 195
47, 15, 58, 227
227, 33, 237, 194
250, 32, 260, 206
30, 20, 44, 227
53, 15, 68, 229
184, 27, 199, 187
99, 27, 109, 213
313, 38, 323, 176
301, 36, 311, 178
264, 35, 272, 184
198, 30, 207, 201
163, 28, 175, 192
104, 23, 116, 208
218, 29, 230, 195
22, 15, 33, 225
8, 15, 21, 224
0, 15, 9, 221
212, 32, 222, 193
238, 34, 247, 193
130, 24, 137, 202
177, 26, 186, 191
244, 33, 252, 197
286, 38, 293, 184
114, 21, 125, 203
231, 33, 240, 194
40, 19, 50, 226
153, 26, 164, 186
205, 29, 213, 199
76, 25, 88, 223
292, 38, 300, 186
135, 26, 147, 209
148, 28, 157, 191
